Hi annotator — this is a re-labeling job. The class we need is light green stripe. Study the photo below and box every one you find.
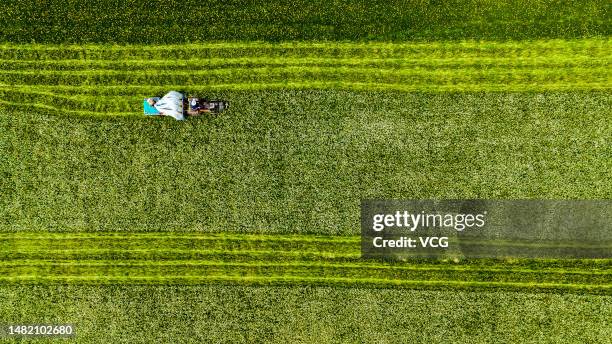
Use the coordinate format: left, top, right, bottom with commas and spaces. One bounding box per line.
1, 260, 609, 275
1, 65, 607, 76
0, 56, 607, 66
1, 275, 609, 291
0, 231, 360, 242
0, 38, 609, 50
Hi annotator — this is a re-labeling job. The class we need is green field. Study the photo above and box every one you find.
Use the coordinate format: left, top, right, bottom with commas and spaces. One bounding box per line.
3, 0, 608, 43
1, 286, 610, 343
1, 0, 611, 342
1, 232, 610, 294
1, 39, 610, 117
2, 91, 610, 233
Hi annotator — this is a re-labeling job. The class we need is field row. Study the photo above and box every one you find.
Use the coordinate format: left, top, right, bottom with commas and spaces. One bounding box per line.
0, 40, 609, 115
1, 39, 609, 55
2, 0, 608, 44
3, 91, 611, 235
1, 56, 606, 69
2, 85, 609, 117
1, 285, 609, 344
0, 233, 610, 293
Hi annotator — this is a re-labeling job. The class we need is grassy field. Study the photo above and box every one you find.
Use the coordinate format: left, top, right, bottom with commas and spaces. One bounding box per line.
1, 0, 611, 342
2, 0, 608, 43
0, 40, 609, 116
0, 232, 610, 294
2, 91, 610, 233
0, 285, 610, 343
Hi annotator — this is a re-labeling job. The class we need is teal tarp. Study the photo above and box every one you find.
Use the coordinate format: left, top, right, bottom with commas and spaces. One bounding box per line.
143, 97, 161, 115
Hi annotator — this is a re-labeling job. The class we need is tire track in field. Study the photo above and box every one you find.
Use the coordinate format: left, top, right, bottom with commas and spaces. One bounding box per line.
2, 275, 609, 295
0, 39, 609, 116
0, 55, 604, 70
0, 232, 610, 293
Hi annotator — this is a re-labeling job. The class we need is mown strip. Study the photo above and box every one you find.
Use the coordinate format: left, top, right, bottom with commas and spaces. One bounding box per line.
0, 39, 609, 116
1, 275, 609, 295
0, 56, 605, 70
2, 259, 610, 275
0, 232, 609, 293
3, 81, 609, 96
0, 41, 609, 59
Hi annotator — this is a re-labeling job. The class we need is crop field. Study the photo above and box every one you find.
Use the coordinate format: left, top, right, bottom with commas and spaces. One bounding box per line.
1, 285, 611, 343
1, 0, 611, 342
0, 232, 610, 296
0, 39, 610, 116
3, 91, 611, 234
3, 0, 607, 43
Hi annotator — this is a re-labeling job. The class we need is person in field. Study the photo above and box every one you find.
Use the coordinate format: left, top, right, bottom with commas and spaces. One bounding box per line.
145, 91, 210, 120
